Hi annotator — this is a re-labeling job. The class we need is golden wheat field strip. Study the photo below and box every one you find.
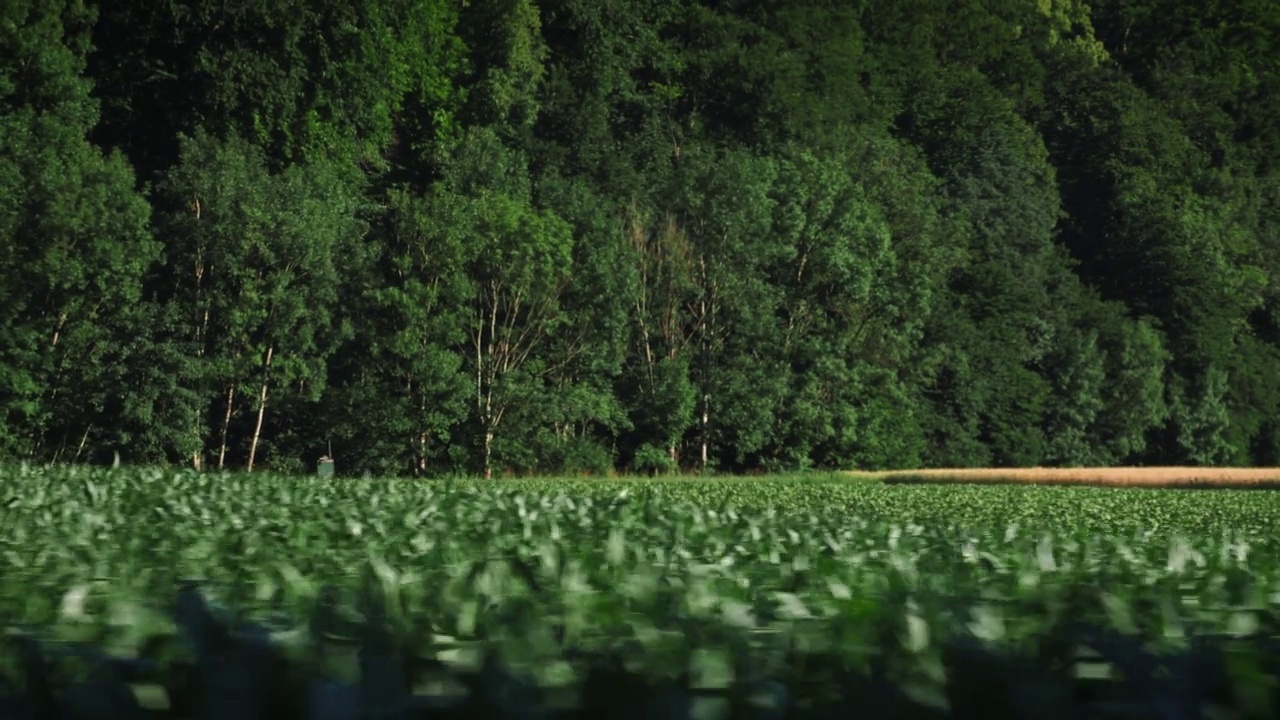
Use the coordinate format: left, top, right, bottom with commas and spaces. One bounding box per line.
848, 466, 1280, 487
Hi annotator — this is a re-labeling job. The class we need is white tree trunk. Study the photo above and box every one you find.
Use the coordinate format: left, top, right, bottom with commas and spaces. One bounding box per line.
246, 346, 274, 472
217, 384, 235, 469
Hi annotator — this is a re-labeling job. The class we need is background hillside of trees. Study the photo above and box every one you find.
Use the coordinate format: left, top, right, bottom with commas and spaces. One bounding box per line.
3, 0, 1279, 476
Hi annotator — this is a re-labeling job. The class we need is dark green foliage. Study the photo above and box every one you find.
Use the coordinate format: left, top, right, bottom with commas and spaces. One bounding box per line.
2, 0, 1279, 473
0, 0, 157, 461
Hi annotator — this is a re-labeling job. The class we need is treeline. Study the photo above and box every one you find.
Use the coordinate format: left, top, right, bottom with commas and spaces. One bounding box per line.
2, 0, 1278, 477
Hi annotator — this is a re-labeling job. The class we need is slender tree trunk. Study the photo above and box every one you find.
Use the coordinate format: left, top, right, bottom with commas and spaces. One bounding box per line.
42, 312, 71, 454
699, 402, 709, 473
247, 345, 274, 472
50, 311, 67, 351
483, 428, 494, 480
197, 305, 210, 353
191, 247, 210, 471
481, 384, 496, 479
218, 384, 236, 469
699, 291, 710, 475
74, 425, 92, 461
417, 432, 428, 476
191, 415, 204, 470
475, 299, 487, 478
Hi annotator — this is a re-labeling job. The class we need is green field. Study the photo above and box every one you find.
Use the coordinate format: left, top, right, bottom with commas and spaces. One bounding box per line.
3, 465, 1280, 717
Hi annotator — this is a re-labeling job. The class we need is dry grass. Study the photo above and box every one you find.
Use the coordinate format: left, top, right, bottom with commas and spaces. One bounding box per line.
847, 467, 1280, 488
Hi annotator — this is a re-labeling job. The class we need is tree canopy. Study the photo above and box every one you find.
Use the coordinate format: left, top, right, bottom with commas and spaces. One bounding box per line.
3, 0, 1278, 475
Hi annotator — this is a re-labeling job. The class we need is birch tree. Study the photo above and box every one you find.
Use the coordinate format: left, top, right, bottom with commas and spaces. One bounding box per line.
420, 129, 575, 477
158, 131, 366, 470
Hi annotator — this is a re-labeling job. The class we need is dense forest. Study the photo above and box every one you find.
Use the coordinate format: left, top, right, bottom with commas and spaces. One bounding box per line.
2, 0, 1278, 477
